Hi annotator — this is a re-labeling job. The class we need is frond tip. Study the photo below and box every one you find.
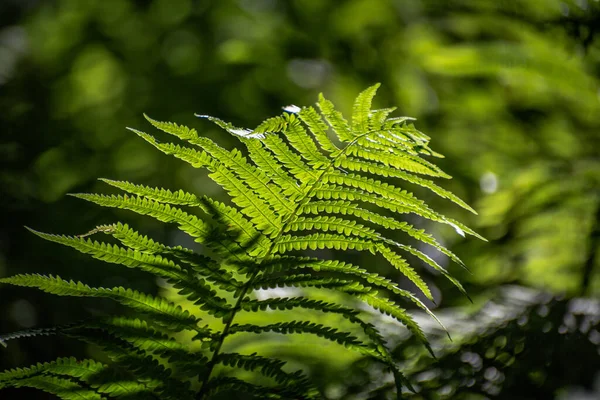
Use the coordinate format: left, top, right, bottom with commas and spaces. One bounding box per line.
1, 84, 482, 399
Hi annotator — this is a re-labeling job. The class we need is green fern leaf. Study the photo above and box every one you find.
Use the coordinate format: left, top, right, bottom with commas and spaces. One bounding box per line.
0, 274, 201, 331
297, 106, 339, 153
1, 84, 483, 399
352, 83, 381, 134
2, 375, 103, 400
317, 93, 354, 143
215, 352, 319, 398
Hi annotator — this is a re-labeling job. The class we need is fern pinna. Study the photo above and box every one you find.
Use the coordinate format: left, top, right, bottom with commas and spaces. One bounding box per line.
0, 84, 482, 399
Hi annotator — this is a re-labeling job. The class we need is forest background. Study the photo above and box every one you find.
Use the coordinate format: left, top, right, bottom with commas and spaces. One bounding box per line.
1, 1, 599, 399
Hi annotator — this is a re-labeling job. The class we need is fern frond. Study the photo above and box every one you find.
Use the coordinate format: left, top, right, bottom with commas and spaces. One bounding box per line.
200, 196, 272, 253
349, 145, 450, 178
0, 357, 105, 385
312, 183, 483, 239
0, 326, 59, 347
201, 376, 290, 399
279, 114, 329, 167
128, 127, 213, 169
240, 297, 398, 358
100, 222, 242, 291
100, 178, 203, 207
317, 93, 354, 143
88, 317, 211, 377
284, 215, 380, 238
356, 292, 434, 357
70, 194, 210, 241
297, 106, 339, 153
29, 229, 186, 280
26, 229, 231, 314
228, 321, 380, 358
352, 83, 381, 134
260, 133, 319, 182
336, 156, 477, 213
250, 274, 362, 293
209, 166, 282, 236
216, 352, 318, 397
275, 233, 375, 252
0, 274, 200, 331
0, 357, 153, 399
185, 135, 295, 215
395, 243, 469, 299
243, 139, 303, 199
368, 107, 397, 132
297, 200, 465, 266
1, 375, 103, 400
257, 257, 447, 331
70, 330, 196, 400
2, 84, 482, 399
94, 181, 270, 258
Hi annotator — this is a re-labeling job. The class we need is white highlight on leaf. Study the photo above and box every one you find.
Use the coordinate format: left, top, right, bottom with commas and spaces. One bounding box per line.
230, 129, 265, 139
283, 105, 301, 113
387, 116, 416, 125
447, 221, 465, 237
230, 128, 253, 136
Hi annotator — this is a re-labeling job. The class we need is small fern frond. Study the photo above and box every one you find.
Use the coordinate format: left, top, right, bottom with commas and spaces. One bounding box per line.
215, 352, 318, 397
69, 194, 210, 241
100, 178, 203, 207
280, 115, 330, 167
26, 229, 231, 314
1, 375, 103, 400
297, 106, 339, 153
297, 200, 465, 267
257, 257, 447, 331
0, 326, 60, 347
228, 321, 380, 358
128, 127, 213, 169
336, 156, 477, 213
87, 317, 210, 377
201, 376, 291, 399
0, 274, 201, 331
317, 93, 354, 142
352, 82, 381, 134
0, 357, 106, 386
102, 223, 241, 291
243, 139, 304, 199
69, 330, 196, 400
260, 132, 319, 182
0, 357, 152, 399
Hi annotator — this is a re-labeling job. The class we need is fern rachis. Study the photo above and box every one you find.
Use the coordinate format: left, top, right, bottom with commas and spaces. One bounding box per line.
0, 84, 481, 399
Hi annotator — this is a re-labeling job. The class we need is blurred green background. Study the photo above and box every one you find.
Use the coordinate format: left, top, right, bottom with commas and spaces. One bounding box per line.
1, 0, 599, 399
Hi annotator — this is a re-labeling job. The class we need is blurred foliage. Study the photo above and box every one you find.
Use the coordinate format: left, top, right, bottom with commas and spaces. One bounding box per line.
1, 0, 599, 398
340, 285, 600, 399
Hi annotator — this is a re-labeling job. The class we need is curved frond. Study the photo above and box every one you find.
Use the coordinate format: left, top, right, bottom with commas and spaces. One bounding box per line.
69, 193, 210, 241
26, 229, 231, 314
216, 352, 318, 397
0, 274, 200, 331
1, 375, 103, 400
297, 106, 339, 153
228, 321, 380, 358
352, 83, 381, 134
99, 178, 203, 207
